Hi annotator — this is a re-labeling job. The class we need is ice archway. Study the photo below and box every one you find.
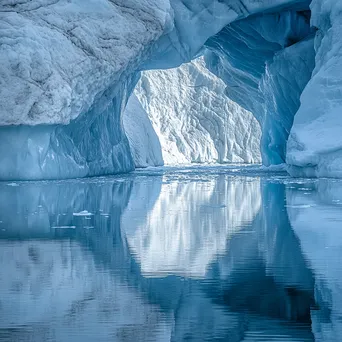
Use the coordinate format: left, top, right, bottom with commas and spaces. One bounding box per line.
0, 0, 341, 179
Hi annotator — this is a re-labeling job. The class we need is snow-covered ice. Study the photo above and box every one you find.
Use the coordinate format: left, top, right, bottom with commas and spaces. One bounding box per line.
1, 0, 342, 178
134, 57, 261, 165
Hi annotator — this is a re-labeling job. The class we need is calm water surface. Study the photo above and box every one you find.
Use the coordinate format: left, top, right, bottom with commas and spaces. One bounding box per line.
0, 165, 341, 341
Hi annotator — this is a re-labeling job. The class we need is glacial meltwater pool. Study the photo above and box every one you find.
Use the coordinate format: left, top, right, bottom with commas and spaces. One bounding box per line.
0, 165, 341, 341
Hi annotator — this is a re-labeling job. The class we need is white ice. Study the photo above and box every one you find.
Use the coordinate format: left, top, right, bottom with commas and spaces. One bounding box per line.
122, 173, 261, 278
134, 57, 261, 165
123, 94, 164, 168
1, 0, 342, 178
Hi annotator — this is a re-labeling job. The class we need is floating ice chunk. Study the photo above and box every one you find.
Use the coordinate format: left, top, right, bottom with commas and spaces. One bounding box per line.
73, 210, 93, 217
7, 183, 19, 187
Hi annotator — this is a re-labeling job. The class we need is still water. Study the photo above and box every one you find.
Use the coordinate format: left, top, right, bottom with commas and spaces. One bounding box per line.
0, 165, 341, 342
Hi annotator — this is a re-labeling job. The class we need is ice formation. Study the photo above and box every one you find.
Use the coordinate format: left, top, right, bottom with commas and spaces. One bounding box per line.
204, 8, 314, 165
123, 94, 164, 167
134, 57, 261, 165
287, 0, 342, 177
0, 0, 170, 179
1, 0, 342, 178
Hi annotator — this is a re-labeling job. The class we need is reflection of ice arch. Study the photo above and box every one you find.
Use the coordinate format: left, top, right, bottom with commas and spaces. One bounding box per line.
0, 241, 172, 342
123, 175, 261, 278
0, 177, 172, 342
0, 174, 322, 341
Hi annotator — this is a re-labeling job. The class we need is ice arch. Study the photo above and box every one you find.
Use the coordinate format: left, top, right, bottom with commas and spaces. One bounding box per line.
0, 0, 341, 179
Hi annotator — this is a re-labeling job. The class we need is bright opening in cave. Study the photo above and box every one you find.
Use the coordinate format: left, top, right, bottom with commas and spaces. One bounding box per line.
124, 57, 261, 168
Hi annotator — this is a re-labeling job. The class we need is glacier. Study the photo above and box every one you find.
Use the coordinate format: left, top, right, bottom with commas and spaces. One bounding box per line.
0, 0, 170, 179
287, 0, 342, 177
134, 57, 261, 165
1, 0, 342, 178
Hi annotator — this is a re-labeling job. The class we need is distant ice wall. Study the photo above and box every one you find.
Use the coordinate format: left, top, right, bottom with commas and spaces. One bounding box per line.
135, 57, 261, 165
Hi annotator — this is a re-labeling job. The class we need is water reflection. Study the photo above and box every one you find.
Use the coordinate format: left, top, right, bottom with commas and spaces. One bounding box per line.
0, 169, 340, 341
287, 179, 342, 341
122, 176, 261, 278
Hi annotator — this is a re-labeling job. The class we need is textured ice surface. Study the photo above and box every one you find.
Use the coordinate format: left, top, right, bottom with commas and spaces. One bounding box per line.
142, 0, 308, 70
204, 7, 314, 165
0, 0, 171, 125
287, 0, 342, 177
0, 76, 135, 180
2, 0, 342, 178
123, 94, 163, 168
135, 57, 261, 165
0, 0, 169, 179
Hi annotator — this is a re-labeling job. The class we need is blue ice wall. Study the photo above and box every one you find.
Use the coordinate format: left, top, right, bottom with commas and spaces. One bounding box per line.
260, 37, 315, 165
0, 75, 137, 180
0, 1, 317, 180
204, 8, 315, 165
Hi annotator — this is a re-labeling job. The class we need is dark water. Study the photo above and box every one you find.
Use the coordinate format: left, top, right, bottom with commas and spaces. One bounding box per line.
0, 165, 342, 342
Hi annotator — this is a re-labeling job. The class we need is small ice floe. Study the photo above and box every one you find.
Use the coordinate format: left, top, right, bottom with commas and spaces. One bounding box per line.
285, 204, 313, 209
7, 183, 19, 187
73, 210, 94, 217
83, 226, 94, 229
51, 226, 76, 229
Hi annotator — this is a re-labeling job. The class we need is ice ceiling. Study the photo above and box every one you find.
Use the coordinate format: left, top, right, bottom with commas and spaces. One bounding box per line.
0, 0, 341, 179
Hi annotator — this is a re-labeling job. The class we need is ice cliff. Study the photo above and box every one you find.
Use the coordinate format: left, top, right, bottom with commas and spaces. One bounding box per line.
1, 0, 342, 179
0, 0, 171, 179
133, 57, 261, 165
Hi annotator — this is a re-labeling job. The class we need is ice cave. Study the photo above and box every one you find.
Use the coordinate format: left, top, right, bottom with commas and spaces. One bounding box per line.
1, 0, 341, 180
3, 1, 342, 341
